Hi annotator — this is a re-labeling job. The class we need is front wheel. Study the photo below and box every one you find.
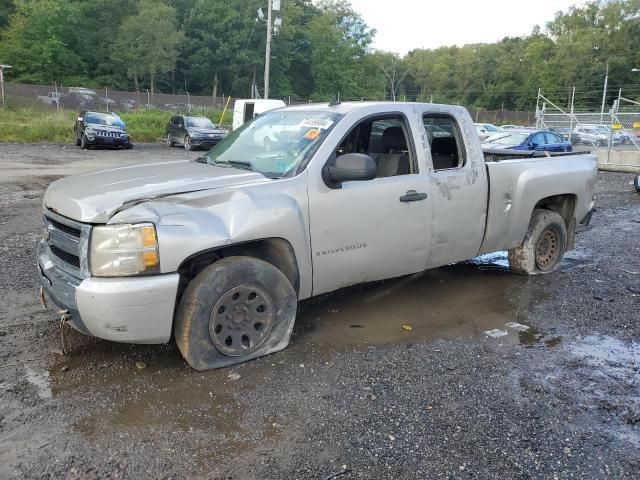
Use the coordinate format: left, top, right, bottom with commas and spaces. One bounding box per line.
80, 134, 90, 150
184, 135, 193, 151
166, 133, 174, 147
508, 209, 567, 275
174, 256, 297, 370
634, 174, 640, 193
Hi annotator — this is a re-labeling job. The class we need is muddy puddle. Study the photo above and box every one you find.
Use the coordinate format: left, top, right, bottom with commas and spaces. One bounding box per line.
33, 251, 563, 470
294, 251, 549, 349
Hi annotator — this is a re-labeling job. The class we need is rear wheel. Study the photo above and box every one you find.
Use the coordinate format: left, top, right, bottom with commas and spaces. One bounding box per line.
508, 209, 567, 275
174, 256, 297, 371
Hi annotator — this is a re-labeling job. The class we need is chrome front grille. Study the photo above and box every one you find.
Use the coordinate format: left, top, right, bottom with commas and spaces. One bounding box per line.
43, 210, 91, 279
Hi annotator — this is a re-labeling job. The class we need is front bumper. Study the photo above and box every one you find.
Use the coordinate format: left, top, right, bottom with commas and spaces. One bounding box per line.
86, 135, 131, 147
190, 136, 223, 148
38, 240, 179, 344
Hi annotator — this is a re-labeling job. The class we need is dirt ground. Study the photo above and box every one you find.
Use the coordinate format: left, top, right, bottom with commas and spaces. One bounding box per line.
0, 143, 638, 479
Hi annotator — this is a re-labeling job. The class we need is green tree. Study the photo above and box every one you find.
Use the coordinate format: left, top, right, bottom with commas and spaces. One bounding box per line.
0, 0, 15, 28
112, 0, 184, 93
0, 0, 85, 84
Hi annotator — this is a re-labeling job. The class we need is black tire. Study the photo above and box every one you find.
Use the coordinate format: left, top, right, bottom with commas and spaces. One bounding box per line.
184, 135, 193, 151
166, 133, 174, 147
80, 134, 90, 150
75, 132, 81, 147
125, 142, 133, 150
634, 174, 640, 193
174, 256, 297, 371
508, 209, 567, 275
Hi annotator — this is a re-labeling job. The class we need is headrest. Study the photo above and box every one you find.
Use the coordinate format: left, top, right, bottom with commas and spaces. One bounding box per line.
382, 126, 407, 152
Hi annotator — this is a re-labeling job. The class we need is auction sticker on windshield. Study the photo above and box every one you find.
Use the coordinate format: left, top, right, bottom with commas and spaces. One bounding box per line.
304, 128, 321, 140
299, 118, 334, 130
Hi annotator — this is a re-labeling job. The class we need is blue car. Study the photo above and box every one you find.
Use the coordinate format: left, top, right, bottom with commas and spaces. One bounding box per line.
482, 129, 572, 152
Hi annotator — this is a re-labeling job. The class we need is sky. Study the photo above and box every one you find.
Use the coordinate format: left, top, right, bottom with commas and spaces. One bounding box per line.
347, 0, 581, 54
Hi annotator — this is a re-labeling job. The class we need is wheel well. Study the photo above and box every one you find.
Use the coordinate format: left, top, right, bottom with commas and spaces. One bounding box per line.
533, 194, 577, 250
177, 238, 300, 298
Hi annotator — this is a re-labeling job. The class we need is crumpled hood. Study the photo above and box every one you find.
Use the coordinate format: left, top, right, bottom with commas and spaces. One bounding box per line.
44, 160, 268, 223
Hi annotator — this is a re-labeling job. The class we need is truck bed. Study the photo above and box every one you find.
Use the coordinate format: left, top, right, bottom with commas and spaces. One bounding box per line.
479, 151, 598, 255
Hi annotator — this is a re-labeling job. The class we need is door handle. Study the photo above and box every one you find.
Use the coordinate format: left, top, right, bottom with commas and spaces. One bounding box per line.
400, 190, 428, 202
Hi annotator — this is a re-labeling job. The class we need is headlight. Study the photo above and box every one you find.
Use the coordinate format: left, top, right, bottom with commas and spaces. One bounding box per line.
90, 223, 160, 277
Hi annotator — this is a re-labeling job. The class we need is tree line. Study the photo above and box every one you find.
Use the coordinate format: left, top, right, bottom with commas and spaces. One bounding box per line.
0, 0, 639, 110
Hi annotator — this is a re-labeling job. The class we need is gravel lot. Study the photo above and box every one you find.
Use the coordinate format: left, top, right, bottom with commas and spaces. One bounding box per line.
0, 144, 638, 479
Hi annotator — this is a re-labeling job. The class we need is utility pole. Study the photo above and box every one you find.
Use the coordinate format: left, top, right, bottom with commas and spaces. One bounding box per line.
600, 61, 609, 124
0, 65, 12, 108
264, 0, 272, 99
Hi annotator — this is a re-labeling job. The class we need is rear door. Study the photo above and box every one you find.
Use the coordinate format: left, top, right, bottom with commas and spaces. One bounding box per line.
421, 110, 488, 268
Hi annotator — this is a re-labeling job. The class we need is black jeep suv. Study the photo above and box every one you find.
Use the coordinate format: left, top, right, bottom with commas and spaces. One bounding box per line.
74, 110, 133, 149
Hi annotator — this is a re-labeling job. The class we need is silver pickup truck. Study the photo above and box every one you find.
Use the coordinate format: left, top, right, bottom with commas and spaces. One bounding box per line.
38, 102, 597, 370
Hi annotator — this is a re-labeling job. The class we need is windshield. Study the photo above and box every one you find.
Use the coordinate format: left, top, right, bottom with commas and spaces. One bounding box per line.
187, 117, 215, 129
85, 112, 120, 126
200, 110, 342, 178
483, 132, 530, 145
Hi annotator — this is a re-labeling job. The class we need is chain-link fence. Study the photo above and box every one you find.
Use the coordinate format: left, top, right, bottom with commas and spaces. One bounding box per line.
4, 82, 537, 126
536, 91, 640, 161
4, 82, 230, 113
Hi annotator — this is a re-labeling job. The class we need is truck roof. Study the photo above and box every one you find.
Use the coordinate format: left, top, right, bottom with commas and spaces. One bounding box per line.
280, 101, 463, 115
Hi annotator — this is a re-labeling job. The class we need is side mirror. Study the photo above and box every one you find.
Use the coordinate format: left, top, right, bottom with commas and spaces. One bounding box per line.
323, 153, 377, 189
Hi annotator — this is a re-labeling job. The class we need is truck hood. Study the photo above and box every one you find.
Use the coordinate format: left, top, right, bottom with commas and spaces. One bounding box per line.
44, 160, 269, 223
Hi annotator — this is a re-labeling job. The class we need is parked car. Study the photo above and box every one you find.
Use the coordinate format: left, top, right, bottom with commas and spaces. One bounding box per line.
549, 127, 581, 145
482, 129, 572, 152
475, 123, 502, 140
74, 110, 133, 149
68, 87, 98, 108
572, 126, 608, 146
39, 101, 597, 370
584, 124, 632, 145
37, 91, 65, 108
165, 115, 227, 151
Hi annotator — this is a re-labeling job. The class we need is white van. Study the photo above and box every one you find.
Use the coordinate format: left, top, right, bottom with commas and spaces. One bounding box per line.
232, 99, 286, 131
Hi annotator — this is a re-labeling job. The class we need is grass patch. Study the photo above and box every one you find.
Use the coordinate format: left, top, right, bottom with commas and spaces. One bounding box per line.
0, 106, 225, 144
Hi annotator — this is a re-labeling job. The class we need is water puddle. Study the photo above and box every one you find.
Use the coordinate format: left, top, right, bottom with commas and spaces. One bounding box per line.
294, 258, 544, 349
24, 366, 52, 400
569, 335, 640, 376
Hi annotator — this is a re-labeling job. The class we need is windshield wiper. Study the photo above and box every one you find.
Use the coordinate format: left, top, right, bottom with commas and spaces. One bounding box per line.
206, 159, 254, 171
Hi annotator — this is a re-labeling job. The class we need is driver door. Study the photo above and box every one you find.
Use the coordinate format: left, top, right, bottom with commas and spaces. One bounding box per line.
307, 113, 432, 296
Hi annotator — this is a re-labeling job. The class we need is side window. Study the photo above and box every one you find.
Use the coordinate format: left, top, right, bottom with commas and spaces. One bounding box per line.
531, 133, 545, 145
423, 115, 465, 170
334, 115, 413, 178
545, 133, 562, 144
